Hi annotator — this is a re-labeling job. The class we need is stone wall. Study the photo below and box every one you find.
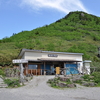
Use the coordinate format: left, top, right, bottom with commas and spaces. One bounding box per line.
5, 67, 20, 77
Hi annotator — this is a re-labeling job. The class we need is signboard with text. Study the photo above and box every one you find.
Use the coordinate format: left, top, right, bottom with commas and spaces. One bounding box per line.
48, 54, 58, 57
12, 59, 28, 64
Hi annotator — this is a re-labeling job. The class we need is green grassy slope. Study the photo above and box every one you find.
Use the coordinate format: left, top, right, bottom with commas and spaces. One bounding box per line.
0, 11, 100, 66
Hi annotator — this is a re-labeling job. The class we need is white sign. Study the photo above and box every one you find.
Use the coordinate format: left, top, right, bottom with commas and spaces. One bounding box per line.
12, 59, 28, 63
48, 54, 58, 57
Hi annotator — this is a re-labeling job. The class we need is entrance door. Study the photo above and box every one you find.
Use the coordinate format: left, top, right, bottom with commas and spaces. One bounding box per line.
66, 64, 79, 75
41, 64, 51, 75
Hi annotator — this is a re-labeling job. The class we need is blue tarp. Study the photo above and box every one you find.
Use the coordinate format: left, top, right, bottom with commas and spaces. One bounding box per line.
41, 64, 52, 75
66, 64, 79, 75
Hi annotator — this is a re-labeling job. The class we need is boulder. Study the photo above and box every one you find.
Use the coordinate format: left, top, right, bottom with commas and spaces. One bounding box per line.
57, 82, 67, 88
72, 78, 83, 82
89, 76, 94, 79
59, 77, 70, 82
82, 82, 89, 86
67, 84, 76, 88
89, 82, 96, 87
82, 81, 96, 87
72, 75, 84, 82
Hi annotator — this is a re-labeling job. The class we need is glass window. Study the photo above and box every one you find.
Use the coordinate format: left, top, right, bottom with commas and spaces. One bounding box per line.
28, 64, 37, 69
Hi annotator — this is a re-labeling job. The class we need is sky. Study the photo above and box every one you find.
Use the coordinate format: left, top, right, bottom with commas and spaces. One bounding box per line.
0, 0, 100, 39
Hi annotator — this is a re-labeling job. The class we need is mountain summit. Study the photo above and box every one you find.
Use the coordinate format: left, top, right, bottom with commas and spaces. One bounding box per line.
0, 11, 100, 66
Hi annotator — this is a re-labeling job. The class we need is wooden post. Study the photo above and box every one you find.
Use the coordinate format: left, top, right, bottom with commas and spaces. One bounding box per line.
19, 63, 24, 85
64, 62, 66, 75
25, 66, 27, 75
12, 59, 28, 85
44, 62, 46, 75
41, 69, 42, 75
36, 69, 37, 75
31, 69, 32, 74
26, 63, 28, 75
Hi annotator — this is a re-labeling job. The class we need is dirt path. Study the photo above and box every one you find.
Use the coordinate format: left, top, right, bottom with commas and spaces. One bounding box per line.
0, 76, 100, 100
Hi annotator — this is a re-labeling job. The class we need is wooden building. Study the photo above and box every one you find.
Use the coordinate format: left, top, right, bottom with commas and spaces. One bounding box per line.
17, 49, 83, 75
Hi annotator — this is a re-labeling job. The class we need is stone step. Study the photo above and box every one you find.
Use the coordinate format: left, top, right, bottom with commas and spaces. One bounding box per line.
0, 82, 4, 84
0, 83, 8, 88
0, 78, 8, 88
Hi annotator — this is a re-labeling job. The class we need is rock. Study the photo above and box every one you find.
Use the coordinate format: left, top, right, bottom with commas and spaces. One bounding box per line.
57, 82, 67, 88
14, 85, 18, 88
72, 75, 84, 82
89, 76, 94, 79
72, 78, 83, 82
90, 80, 94, 82
82, 82, 89, 86
20, 83, 23, 85
49, 79, 55, 82
59, 77, 70, 82
67, 84, 76, 88
82, 81, 95, 87
47, 79, 55, 84
5, 68, 20, 77
72, 75, 83, 79
82, 81, 96, 87
89, 82, 95, 87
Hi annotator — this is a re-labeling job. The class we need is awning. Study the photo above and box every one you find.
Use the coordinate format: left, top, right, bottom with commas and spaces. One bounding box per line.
37, 58, 82, 62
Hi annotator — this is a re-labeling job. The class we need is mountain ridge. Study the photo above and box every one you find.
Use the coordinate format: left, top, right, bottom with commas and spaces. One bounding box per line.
0, 11, 100, 67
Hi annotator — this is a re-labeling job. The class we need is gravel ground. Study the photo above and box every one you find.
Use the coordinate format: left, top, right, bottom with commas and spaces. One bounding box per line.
0, 76, 100, 100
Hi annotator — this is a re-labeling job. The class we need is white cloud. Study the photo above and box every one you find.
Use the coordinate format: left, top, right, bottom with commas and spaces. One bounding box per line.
20, 0, 88, 13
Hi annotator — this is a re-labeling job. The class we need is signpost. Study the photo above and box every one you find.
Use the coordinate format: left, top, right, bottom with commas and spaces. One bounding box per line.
12, 59, 28, 64
12, 59, 28, 85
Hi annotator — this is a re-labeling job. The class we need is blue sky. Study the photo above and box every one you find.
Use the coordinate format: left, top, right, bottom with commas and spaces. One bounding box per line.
0, 0, 100, 39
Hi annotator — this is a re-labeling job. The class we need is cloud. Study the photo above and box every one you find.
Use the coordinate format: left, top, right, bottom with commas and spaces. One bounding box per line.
20, 0, 88, 13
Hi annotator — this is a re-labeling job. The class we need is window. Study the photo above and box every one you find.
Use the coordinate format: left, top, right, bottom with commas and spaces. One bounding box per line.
28, 64, 37, 69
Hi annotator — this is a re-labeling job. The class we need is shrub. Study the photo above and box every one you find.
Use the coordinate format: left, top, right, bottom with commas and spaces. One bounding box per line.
4, 79, 20, 87
82, 75, 90, 81
0, 69, 5, 77
51, 83, 56, 87
91, 72, 100, 84
65, 78, 72, 84
73, 79, 82, 84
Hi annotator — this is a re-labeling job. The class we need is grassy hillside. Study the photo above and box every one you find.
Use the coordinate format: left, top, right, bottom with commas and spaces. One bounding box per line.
0, 11, 100, 67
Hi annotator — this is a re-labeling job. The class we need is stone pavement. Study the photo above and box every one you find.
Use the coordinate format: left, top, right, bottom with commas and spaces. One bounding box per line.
0, 76, 100, 100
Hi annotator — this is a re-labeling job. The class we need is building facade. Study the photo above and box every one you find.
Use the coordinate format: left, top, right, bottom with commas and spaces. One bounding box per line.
17, 49, 83, 75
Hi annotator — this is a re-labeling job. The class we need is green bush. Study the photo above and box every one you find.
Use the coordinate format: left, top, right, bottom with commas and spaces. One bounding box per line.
91, 72, 100, 84
73, 80, 82, 84
51, 83, 56, 87
4, 79, 20, 87
82, 75, 90, 80
65, 79, 72, 84
0, 69, 5, 77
